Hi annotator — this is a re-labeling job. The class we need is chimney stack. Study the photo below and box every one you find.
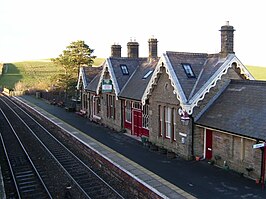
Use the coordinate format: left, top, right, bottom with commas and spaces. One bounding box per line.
127, 39, 139, 58
111, 44, 122, 58
148, 37, 158, 58
220, 21, 235, 58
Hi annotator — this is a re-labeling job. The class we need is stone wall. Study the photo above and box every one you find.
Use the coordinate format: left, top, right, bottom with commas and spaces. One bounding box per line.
194, 126, 262, 179
148, 68, 193, 160
100, 92, 122, 131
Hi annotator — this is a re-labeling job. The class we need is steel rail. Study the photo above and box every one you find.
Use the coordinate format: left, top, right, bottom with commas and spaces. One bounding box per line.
0, 108, 52, 198
2, 95, 125, 198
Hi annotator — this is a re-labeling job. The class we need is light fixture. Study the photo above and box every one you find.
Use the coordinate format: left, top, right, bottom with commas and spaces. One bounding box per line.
178, 108, 190, 126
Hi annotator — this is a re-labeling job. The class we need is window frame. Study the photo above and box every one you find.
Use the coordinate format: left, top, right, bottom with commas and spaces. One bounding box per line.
107, 94, 116, 119
125, 100, 132, 123
165, 107, 171, 139
182, 63, 196, 78
142, 104, 149, 129
120, 64, 129, 75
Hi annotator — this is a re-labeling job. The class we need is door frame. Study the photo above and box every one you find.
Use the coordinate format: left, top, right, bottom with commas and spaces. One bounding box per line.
204, 128, 213, 160
132, 108, 142, 136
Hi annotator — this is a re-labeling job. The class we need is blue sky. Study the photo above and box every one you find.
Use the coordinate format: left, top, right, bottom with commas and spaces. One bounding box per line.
0, 0, 266, 66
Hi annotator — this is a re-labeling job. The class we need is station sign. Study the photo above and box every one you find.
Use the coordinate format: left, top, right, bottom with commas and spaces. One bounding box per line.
253, 143, 265, 149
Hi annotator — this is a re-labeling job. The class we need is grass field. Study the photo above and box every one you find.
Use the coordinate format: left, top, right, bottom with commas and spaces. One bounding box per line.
0, 59, 265, 91
246, 65, 266, 80
0, 58, 104, 90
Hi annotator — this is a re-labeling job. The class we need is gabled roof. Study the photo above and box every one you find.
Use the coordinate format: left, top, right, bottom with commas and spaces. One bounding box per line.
119, 58, 159, 100
96, 57, 160, 100
77, 65, 103, 91
195, 80, 266, 140
142, 52, 254, 114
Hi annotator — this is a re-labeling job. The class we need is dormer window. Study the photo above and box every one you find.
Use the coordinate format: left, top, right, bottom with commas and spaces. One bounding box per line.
120, 64, 129, 75
182, 63, 196, 78
143, 70, 153, 79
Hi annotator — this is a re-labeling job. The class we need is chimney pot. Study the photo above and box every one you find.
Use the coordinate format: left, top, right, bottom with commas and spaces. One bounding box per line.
111, 44, 122, 58
127, 41, 139, 58
148, 37, 158, 59
220, 22, 235, 58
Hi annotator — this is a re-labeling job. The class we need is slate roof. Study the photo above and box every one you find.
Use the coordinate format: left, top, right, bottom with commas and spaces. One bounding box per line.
195, 79, 266, 140
119, 58, 159, 100
166, 52, 226, 101
108, 57, 147, 91
82, 65, 103, 92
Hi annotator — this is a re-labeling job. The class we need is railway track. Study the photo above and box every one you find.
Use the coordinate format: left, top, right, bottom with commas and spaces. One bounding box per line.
0, 94, 125, 198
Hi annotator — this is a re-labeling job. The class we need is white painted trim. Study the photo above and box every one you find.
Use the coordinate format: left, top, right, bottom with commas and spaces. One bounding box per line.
76, 67, 87, 90
141, 53, 186, 107
187, 54, 254, 114
96, 58, 120, 99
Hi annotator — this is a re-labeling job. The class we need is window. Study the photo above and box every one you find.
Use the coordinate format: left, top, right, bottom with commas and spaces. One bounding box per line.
133, 102, 141, 109
173, 109, 177, 141
165, 107, 171, 138
142, 104, 149, 129
159, 105, 164, 137
125, 100, 131, 122
93, 96, 101, 116
120, 64, 129, 75
82, 94, 87, 110
107, 94, 115, 119
182, 63, 196, 78
143, 70, 153, 79
159, 105, 178, 140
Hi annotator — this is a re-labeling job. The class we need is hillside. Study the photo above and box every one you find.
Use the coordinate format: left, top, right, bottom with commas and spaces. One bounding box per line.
246, 65, 266, 80
0, 58, 104, 90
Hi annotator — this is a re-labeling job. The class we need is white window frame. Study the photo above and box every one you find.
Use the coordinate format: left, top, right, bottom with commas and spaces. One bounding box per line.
159, 105, 164, 137
125, 100, 132, 123
165, 107, 171, 138
173, 109, 177, 141
142, 104, 149, 129
93, 96, 101, 119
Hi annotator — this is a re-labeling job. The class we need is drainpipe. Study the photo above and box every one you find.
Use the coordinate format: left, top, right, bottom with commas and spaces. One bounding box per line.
261, 143, 266, 190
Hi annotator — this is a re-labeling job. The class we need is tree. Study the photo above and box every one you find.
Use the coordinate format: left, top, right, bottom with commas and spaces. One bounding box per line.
51, 40, 96, 98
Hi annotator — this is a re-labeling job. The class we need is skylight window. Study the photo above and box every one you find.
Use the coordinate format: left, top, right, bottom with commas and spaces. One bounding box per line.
120, 65, 129, 75
182, 63, 196, 78
143, 70, 153, 79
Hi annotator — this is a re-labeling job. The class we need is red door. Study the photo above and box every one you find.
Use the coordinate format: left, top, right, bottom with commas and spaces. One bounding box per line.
205, 129, 213, 160
133, 109, 142, 136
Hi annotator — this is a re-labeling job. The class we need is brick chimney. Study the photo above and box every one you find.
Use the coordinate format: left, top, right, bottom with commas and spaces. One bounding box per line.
220, 21, 235, 58
148, 37, 158, 58
127, 40, 139, 58
111, 44, 121, 58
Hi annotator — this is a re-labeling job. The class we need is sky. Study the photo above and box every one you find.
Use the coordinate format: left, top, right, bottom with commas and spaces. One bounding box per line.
0, 0, 266, 66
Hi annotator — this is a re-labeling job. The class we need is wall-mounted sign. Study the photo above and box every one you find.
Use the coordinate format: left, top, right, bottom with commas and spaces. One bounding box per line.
179, 132, 187, 137
253, 143, 265, 149
102, 79, 112, 93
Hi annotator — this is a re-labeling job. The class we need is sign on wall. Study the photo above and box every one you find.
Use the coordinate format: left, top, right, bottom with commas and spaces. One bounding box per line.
253, 143, 265, 149
102, 79, 112, 93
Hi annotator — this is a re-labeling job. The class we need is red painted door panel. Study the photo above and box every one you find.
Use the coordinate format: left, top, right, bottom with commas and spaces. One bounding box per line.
133, 110, 142, 136
205, 129, 213, 160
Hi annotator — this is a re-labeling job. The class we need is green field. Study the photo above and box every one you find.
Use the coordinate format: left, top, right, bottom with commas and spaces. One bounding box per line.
0, 59, 265, 91
246, 65, 266, 80
0, 58, 104, 90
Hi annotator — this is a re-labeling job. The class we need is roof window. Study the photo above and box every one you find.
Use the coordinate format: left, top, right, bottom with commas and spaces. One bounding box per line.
182, 63, 196, 78
120, 64, 129, 75
143, 70, 153, 79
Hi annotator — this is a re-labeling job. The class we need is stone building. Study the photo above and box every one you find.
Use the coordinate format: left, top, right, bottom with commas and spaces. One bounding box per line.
77, 22, 266, 181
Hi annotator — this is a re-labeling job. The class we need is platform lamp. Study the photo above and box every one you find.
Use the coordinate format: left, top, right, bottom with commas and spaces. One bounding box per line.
178, 108, 190, 126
